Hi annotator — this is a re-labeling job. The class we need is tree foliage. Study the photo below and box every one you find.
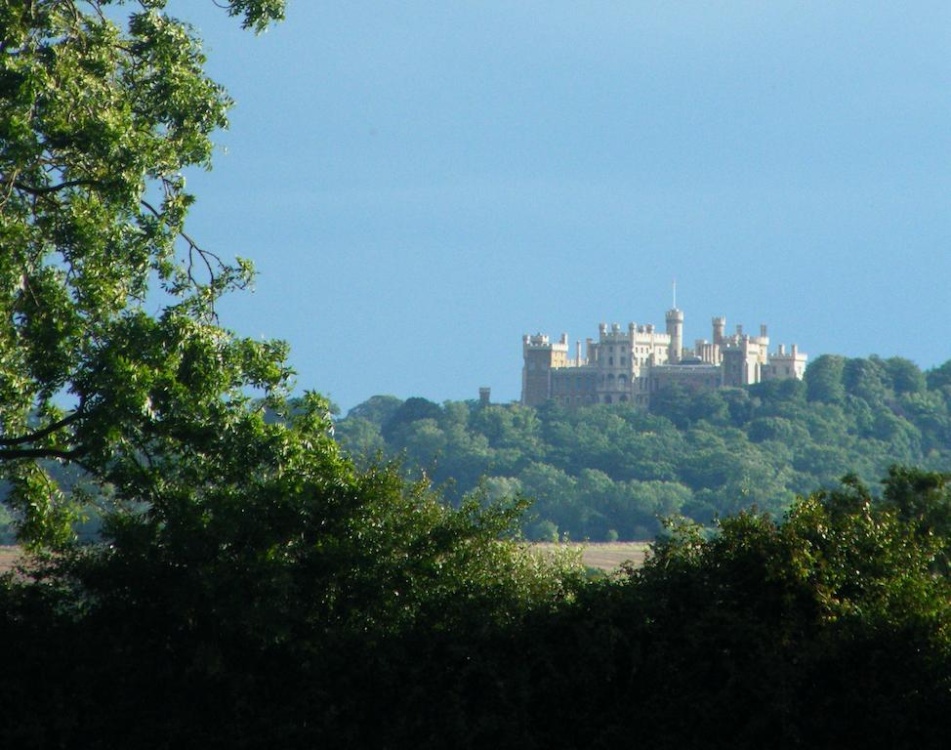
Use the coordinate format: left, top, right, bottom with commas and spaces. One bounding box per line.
6, 469, 951, 747
0, 5, 586, 745
0, 0, 290, 545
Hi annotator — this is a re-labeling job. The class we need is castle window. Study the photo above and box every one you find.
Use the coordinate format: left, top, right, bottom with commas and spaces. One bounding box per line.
608, 356, 614, 366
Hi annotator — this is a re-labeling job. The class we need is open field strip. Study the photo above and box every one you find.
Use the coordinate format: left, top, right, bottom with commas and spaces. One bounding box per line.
0, 546, 22, 574
533, 542, 651, 572
1, 543, 653, 575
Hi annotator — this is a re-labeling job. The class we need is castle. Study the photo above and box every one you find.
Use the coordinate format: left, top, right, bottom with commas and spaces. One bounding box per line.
521, 308, 807, 407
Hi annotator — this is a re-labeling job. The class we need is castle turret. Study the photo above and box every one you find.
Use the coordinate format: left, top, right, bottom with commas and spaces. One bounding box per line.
666, 308, 684, 365
712, 317, 725, 346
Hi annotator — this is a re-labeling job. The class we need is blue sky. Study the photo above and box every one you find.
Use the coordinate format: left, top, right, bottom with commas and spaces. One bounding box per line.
171, 2, 951, 412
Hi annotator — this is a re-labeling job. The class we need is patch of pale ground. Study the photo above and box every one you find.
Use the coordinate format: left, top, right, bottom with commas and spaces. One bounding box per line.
0, 546, 22, 574
532, 542, 651, 572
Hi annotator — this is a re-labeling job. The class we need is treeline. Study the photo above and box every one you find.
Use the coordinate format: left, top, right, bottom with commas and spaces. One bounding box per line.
6, 467, 951, 748
335, 355, 951, 540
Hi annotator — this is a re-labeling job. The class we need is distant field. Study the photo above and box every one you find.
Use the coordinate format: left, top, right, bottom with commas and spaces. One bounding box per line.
533, 542, 651, 572
0, 546, 21, 573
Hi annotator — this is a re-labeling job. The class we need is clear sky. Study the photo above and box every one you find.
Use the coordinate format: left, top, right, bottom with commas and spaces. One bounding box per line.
171, 2, 951, 413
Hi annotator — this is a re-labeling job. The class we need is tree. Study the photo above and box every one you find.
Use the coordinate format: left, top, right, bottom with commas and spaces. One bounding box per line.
0, 8, 588, 745
649, 382, 694, 427
926, 359, 951, 393
381, 396, 443, 440
884, 356, 926, 395
805, 354, 847, 403
881, 465, 951, 571
334, 415, 387, 465
0, 0, 290, 545
344, 394, 404, 426
843, 357, 891, 404
605, 475, 951, 748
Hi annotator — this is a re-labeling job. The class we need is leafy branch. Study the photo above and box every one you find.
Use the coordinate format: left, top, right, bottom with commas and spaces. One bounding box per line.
0, 404, 87, 450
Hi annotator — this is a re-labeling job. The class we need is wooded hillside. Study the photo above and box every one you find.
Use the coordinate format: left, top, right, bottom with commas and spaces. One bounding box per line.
336, 355, 951, 540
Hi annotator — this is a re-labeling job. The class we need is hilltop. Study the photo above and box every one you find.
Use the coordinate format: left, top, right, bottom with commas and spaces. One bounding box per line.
336, 354, 951, 541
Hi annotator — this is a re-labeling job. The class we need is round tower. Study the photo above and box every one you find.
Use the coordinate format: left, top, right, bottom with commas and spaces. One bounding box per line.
666, 308, 684, 364
712, 316, 726, 346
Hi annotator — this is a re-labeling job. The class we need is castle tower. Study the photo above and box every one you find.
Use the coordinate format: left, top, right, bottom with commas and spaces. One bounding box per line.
666, 308, 684, 365
521, 333, 569, 406
712, 317, 725, 346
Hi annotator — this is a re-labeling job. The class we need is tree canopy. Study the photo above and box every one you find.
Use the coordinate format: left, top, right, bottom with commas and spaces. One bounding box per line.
0, 0, 289, 544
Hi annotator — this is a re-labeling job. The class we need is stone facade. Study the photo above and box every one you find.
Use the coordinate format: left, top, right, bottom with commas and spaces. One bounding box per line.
521, 309, 807, 407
